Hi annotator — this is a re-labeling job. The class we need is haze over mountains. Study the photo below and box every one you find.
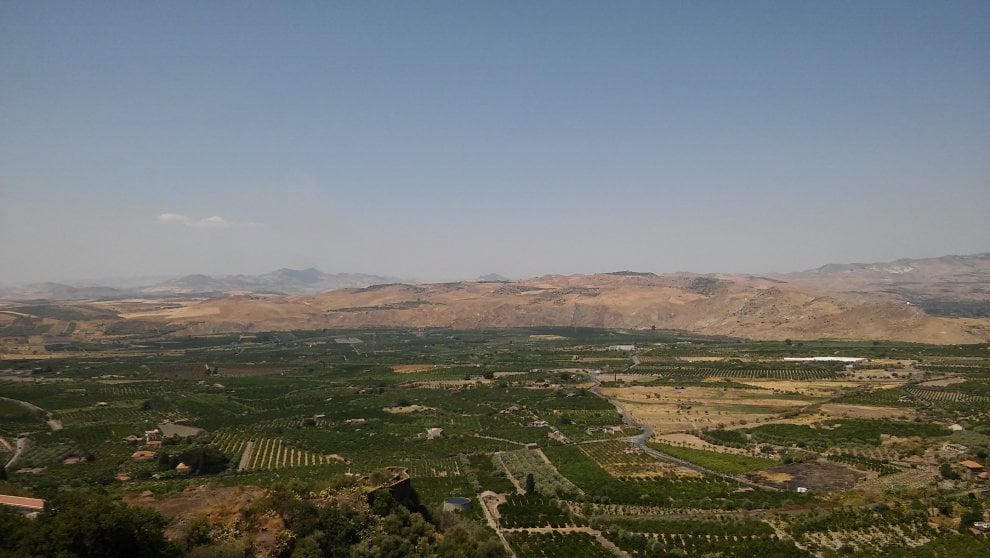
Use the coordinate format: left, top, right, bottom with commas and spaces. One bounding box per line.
0, 269, 399, 300
1, 253, 988, 345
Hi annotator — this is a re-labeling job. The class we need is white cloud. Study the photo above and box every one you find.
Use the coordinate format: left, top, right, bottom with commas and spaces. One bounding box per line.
155, 213, 260, 229
156, 212, 192, 224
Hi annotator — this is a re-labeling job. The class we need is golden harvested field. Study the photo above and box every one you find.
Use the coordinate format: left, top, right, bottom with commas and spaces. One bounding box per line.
601, 385, 810, 434
818, 403, 918, 420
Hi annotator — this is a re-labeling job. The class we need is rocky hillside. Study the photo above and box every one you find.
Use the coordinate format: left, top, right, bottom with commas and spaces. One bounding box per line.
3, 255, 989, 345
779, 253, 990, 318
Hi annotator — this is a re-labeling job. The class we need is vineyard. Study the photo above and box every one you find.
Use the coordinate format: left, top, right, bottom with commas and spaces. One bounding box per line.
212, 432, 341, 471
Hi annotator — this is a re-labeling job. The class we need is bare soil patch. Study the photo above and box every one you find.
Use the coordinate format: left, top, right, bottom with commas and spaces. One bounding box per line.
126, 485, 282, 554
918, 377, 966, 387
529, 334, 567, 340
819, 403, 918, 420
747, 460, 865, 491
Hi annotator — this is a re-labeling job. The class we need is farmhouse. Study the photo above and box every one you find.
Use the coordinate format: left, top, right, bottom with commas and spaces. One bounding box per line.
175, 462, 192, 474
131, 450, 157, 461
144, 429, 162, 443
607, 344, 636, 352
0, 494, 45, 515
425, 427, 443, 440
960, 460, 985, 474
528, 420, 549, 428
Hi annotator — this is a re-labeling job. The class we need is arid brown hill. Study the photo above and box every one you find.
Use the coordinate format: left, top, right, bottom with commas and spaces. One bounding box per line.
108, 272, 989, 343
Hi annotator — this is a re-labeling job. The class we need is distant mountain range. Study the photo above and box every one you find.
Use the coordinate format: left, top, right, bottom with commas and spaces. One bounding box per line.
1, 254, 988, 345
776, 253, 990, 318
0, 268, 399, 300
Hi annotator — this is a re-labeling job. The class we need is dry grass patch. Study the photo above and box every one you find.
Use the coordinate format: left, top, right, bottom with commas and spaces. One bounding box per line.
382, 404, 435, 414
601, 385, 810, 435
391, 364, 437, 374
819, 403, 918, 420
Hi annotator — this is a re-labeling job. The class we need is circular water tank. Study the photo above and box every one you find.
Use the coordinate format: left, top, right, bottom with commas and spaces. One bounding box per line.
443, 496, 471, 512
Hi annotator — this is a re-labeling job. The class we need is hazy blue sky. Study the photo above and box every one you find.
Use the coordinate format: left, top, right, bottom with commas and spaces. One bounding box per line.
2, 1, 988, 284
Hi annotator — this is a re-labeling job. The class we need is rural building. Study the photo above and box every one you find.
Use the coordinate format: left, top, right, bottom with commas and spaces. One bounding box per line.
943, 443, 969, 454
0, 494, 45, 515
131, 450, 157, 461
95, 401, 109, 407
960, 460, 985, 474
144, 429, 162, 443
425, 427, 443, 440
607, 344, 636, 352
525, 442, 539, 450
949, 423, 964, 432
175, 462, 192, 474
528, 420, 549, 428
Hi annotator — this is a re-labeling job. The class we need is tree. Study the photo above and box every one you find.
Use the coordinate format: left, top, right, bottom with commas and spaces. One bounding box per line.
25, 490, 179, 557
524, 473, 535, 494
177, 446, 230, 475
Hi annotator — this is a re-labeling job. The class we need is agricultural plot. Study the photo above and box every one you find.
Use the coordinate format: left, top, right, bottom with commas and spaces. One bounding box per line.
615, 532, 806, 557
647, 441, 778, 474
580, 439, 690, 478
544, 444, 804, 510
496, 449, 580, 497
497, 494, 582, 528
212, 432, 341, 471
828, 452, 899, 476
600, 384, 810, 435
644, 365, 840, 381
2, 327, 989, 558
786, 507, 937, 553
506, 532, 614, 558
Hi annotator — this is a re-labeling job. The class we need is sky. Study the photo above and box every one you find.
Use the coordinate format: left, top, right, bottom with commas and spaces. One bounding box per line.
2, 1, 988, 284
